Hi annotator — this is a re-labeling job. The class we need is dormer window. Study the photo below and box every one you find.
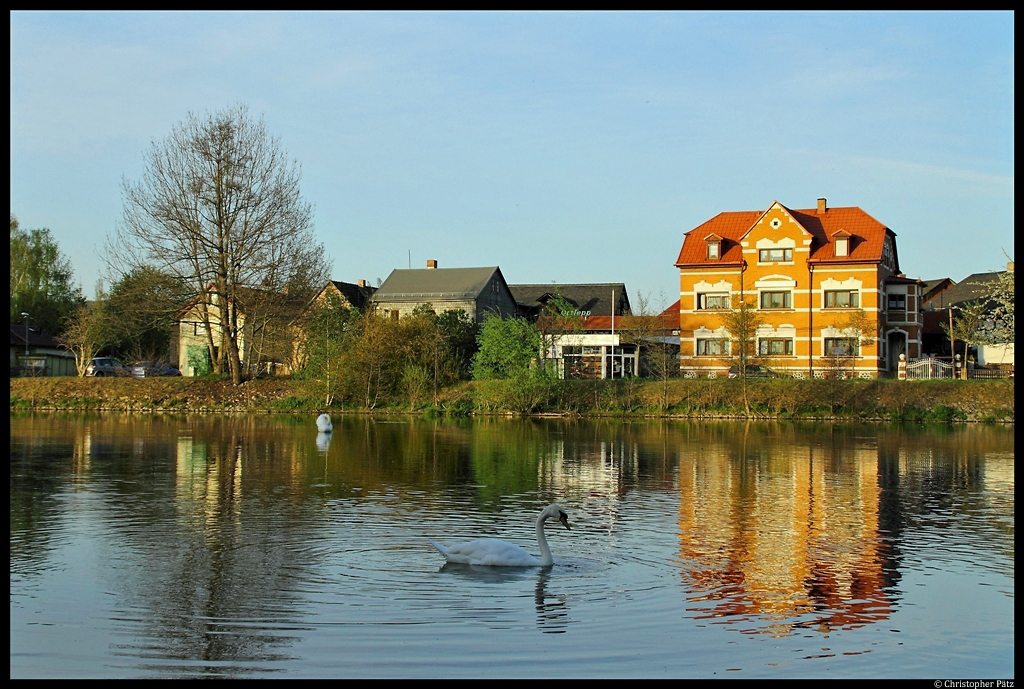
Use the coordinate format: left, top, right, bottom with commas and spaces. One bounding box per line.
832, 229, 852, 257
705, 233, 723, 260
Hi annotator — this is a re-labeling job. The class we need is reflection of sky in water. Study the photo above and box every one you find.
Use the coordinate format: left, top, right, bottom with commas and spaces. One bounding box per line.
9, 415, 1014, 678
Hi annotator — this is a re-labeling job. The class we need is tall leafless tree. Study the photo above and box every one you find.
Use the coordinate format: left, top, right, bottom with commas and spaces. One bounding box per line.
110, 104, 329, 384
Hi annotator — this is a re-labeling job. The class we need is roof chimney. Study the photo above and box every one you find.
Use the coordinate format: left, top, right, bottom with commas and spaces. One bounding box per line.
358, 279, 367, 288
817, 198, 827, 215
426, 260, 437, 269
1007, 261, 1014, 272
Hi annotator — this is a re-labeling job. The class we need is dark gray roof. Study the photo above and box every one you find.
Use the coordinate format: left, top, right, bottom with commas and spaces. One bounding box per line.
931, 271, 1005, 308
330, 280, 375, 309
921, 278, 953, 293
10, 324, 62, 348
508, 283, 630, 317
373, 267, 502, 302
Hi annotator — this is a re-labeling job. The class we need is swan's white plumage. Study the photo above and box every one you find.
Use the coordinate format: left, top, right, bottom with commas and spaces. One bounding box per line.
316, 413, 332, 433
429, 504, 570, 567
429, 538, 542, 567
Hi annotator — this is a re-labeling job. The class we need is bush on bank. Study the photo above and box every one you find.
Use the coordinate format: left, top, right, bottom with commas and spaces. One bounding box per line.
9, 375, 1013, 423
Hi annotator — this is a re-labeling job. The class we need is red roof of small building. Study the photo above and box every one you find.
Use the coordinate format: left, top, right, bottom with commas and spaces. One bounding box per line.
581, 300, 680, 334
674, 203, 894, 267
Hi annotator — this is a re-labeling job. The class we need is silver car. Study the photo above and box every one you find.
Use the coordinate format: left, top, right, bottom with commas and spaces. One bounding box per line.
85, 357, 130, 377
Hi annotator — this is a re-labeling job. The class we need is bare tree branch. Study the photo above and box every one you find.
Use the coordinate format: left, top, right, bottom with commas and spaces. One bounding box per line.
107, 104, 330, 384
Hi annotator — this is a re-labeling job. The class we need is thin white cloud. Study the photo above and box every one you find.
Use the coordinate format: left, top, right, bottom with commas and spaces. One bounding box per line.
844, 154, 1013, 195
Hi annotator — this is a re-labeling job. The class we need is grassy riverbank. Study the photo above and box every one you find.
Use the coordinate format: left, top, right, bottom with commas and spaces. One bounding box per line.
9, 376, 1014, 423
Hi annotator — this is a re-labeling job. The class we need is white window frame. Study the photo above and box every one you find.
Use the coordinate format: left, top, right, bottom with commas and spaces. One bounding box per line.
760, 290, 792, 309
824, 290, 859, 309
758, 338, 794, 356
758, 248, 793, 263
697, 292, 731, 310
696, 338, 730, 356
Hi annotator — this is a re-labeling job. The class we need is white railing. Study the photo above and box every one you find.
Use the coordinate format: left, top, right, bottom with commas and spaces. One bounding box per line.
906, 357, 954, 380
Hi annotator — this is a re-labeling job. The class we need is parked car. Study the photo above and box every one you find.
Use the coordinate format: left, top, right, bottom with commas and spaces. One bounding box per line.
727, 364, 779, 379
85, 357, 130, 377
131, 361, 182, 378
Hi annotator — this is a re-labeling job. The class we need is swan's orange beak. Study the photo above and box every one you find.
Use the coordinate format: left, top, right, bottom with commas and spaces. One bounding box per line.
559, 513, 570, 530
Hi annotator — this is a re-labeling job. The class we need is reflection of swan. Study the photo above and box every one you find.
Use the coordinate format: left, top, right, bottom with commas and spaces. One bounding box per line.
534, 566, 568, 634
429, 504, 570, 567
315, 431, 332, 452
437, 562, 534, 583
316, 413, 332, 433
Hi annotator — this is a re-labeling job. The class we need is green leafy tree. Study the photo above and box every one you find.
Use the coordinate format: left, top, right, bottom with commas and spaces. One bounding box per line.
105, 266, 190, 363
10, 213, 84, 336
435, 308, 480, 380
298, 293, 360, 405
472, 315, 542, 380
471, 314, 555, 413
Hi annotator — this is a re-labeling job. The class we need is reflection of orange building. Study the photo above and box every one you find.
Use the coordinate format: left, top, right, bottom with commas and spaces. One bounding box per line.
677, 441, 892, 636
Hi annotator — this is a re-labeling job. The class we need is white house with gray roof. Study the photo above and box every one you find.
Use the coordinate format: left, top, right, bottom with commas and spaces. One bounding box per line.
371, 261, 518, 323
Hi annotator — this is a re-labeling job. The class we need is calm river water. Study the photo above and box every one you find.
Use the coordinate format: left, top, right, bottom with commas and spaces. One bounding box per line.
9, 413, 1014, 678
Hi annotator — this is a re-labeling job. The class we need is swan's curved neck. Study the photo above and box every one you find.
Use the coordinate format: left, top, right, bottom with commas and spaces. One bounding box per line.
536, 515, 553, 566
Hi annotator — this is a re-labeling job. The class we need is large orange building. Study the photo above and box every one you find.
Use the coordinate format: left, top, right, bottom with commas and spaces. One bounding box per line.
675, 199, 923, 378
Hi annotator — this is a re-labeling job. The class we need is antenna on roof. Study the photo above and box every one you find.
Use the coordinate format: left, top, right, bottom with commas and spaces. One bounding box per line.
408, 250, 411, 270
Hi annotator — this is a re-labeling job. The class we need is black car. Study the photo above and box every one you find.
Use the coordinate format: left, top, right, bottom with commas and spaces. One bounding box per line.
727, 364, 779, 379
131, 361, 182, 378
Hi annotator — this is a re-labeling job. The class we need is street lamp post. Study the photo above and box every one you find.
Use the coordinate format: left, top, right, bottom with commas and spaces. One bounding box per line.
21, 312, 30, 357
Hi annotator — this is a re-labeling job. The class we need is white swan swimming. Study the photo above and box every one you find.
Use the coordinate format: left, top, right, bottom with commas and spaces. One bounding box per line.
429, 504, 570, 567
316, 413, 333, 433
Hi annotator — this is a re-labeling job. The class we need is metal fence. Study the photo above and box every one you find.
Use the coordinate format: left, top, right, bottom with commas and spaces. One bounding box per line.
906, 357, 1013, 380
967, 367, 1013, 380
906, 357, 954, 379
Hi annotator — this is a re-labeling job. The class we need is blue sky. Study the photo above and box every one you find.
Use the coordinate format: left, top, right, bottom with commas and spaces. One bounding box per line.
10, 11, 1014, 308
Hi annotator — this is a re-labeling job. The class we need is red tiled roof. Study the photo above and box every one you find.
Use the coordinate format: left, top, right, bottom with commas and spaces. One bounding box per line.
581, 301, 679, 334
675, 211, 760, 266
674, 204, 894, 268
583, 315, 613, 331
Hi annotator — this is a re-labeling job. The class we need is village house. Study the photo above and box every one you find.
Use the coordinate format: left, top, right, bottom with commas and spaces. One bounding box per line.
306, 279, 377, 313
289, 279, 377, 370
508, 282, 640, 379
508, 283, 631, 321
921, 264, 1015, 369
173, 284, 303, 377
9, 324, 76, 377
675, 198, 924, 378
371, 261, 517, 323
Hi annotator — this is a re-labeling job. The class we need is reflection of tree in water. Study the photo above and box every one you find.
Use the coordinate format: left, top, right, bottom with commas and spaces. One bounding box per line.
68, 415, 325, 676
11, 415, 78, 572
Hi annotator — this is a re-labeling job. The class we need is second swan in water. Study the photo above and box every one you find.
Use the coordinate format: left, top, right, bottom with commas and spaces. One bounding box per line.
429, 504, 570, 567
